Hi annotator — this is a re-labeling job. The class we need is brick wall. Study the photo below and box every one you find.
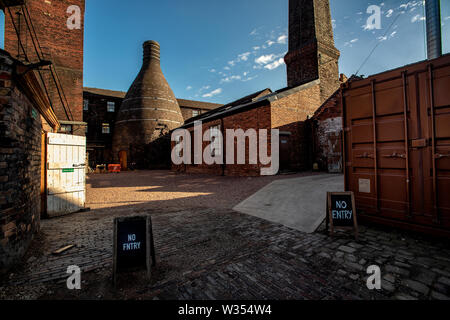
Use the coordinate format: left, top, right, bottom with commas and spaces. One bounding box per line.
83, 92, 122, 167
270, 83, 320, 171
4, 0, 85, 124
284, 0, 340, 104
312, 90, 343, 172
0, 54, 42, 272
172, 104, 273, 177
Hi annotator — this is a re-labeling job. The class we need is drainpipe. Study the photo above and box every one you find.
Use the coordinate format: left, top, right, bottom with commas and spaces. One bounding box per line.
220, 118, 226, 176
425, 0, 442, 60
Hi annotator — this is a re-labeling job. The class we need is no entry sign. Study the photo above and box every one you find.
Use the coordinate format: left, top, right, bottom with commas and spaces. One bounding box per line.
326, 192, 358, 239
113, 215, 156, 285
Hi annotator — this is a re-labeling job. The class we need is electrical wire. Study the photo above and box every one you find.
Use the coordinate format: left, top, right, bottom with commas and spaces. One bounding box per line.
355, 12, 402, 76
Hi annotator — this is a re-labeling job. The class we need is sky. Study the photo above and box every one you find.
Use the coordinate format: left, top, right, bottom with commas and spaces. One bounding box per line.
0, 0, 449, 105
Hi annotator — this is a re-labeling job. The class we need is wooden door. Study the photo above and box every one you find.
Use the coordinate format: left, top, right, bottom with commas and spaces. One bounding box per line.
279, 135, 290, 171
119, 150, 128, 171
46, 133, 86, 217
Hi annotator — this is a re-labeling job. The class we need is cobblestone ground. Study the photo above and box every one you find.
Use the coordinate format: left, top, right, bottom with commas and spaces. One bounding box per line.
1, 172, 450, 300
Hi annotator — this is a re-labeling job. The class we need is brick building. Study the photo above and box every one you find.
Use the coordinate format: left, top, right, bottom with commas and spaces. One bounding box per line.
4, 0, 85, 135
172, 0, 342, 176
0, 49, 59, 271
83, 87, 221, 168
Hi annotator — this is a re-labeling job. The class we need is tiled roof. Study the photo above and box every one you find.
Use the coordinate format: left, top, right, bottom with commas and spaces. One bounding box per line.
182, 88, 273, 127
83, 87, 126, 99
83, 87, 222, 110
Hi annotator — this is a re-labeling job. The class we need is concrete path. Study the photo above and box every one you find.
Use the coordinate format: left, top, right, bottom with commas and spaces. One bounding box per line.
233, 174, 344, 233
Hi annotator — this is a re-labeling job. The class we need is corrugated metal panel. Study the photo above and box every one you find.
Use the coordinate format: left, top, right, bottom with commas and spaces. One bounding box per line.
343, 54, 450, 236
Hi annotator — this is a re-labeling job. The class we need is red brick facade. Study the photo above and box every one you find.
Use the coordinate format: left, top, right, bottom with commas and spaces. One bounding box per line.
4, 0, 85, 133
172, 103, 273, 177
284, 0, 340, 103
172, 82, 323, 176
311, 89, 343, 172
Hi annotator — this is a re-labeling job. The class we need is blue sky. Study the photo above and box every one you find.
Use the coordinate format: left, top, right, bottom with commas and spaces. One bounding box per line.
1, 0, 449, 104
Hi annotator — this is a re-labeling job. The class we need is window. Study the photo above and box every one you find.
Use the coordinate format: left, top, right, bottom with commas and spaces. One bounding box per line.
210, 125, 222, 156
192, 109, 200, 117
102, 123, 110, 134
85, 125, 88, 134
83, 99, 89, 111
60, 124, 72, 133
107, 101, 115, 112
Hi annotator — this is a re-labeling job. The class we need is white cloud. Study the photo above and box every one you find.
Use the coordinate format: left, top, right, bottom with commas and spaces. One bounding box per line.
220, 75, 242, 83
411, 14, 425, 23
224, 66, 230, 70
186, 86, 192, 91
238, 52, 251, 61
266, 40, 275, 47
386, 9, 394, 17
199, 85, 210, 93
344, 38, 359, 47
264, 58, 285, 70
277, 34, 287, 44
209, 69, 216, 73
242, 75, 258, 82
202, 88, 222, 98
378, 36, 388, 42
255, 54, 276, 65
250, 28, 258, 36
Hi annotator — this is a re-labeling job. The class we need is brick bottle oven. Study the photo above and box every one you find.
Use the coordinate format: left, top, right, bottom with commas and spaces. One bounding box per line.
112, 41, 184, 169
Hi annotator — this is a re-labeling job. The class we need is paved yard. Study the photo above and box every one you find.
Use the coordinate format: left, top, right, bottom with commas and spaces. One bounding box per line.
1, 171, 450, 300
234, 174, 344, 233
86, 170, 313, 211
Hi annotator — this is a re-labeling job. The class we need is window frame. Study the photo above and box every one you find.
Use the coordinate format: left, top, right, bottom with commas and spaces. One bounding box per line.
107, 101, 115, 113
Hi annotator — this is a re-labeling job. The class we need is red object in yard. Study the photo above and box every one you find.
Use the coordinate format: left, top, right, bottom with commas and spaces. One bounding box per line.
108, 164, 121, 173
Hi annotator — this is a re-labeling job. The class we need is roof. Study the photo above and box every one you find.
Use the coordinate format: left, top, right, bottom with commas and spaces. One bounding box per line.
181, 79, 324, 128
83, 87, 221, 110
0, 49, 59, 130
84, 87, 126, 99
176, 99, 221, 110
182, 88, 273, 126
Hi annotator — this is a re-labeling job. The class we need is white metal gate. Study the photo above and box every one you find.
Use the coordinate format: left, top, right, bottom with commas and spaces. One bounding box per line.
47, 133, 86, 217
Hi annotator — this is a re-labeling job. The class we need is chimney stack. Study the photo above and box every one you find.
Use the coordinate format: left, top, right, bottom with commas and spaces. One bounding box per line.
425, 0, 442, 60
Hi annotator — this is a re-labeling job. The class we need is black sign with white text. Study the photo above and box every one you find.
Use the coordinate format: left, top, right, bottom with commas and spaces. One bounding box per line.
326, 192, 358, 239
329, 193, 354, 227
116, 218, 147, 270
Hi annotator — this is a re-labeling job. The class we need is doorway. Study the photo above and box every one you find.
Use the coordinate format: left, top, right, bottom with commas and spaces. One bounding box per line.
119, 151, 128, 171
279, 134, 291, 172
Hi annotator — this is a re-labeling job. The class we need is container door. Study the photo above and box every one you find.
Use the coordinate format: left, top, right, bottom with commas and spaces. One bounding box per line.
46, 133, 86, 217
422, 65, 450, 229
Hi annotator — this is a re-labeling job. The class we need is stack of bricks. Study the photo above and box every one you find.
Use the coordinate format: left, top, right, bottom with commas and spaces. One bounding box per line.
0, 52, 42, 271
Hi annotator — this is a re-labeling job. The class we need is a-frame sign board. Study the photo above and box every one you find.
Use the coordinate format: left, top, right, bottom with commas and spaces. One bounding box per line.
326, 192, 358, 240
113, 215, 156, 287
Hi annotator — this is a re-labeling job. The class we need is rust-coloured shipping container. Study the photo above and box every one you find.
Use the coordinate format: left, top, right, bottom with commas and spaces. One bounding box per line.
342, 54, 450, 237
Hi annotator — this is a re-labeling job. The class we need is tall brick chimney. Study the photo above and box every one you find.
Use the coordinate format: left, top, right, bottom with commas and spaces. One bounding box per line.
4, 0, 85, 133
284, 0, 340, 103
112, 41, 184, 168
